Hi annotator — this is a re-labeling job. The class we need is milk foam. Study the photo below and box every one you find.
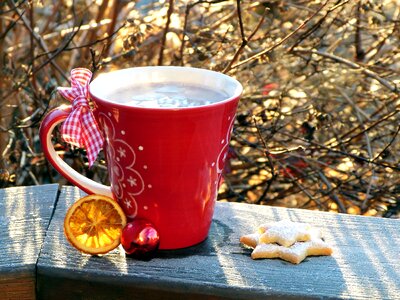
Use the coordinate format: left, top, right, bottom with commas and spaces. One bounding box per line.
107, 82, 228, 108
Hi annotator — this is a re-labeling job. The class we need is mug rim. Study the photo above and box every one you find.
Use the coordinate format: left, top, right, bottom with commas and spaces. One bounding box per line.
89, 66, 243, 111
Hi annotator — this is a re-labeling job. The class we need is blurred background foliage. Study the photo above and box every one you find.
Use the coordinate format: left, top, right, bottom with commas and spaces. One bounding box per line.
1, 0, 399, 217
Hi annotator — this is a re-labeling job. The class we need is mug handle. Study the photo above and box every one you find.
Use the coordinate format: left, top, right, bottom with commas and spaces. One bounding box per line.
39, 105, 112, 197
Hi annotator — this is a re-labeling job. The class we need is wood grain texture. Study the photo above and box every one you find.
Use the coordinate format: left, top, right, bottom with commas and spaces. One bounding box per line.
0, 184, 59, 300
37, 186, 400, 300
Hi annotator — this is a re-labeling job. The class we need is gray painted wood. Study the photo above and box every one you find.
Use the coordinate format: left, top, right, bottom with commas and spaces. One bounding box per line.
37, 186, 400, 300
0, 184, 59, 300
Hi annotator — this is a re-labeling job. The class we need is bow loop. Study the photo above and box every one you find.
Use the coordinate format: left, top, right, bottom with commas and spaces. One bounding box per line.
70, 68, 92, 87
58, 68, 104, 167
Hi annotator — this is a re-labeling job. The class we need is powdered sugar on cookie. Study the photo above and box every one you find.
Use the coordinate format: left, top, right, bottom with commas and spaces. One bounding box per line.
259, 220, 312, 247
240, 232, 260, 249
240, 220, 332, 264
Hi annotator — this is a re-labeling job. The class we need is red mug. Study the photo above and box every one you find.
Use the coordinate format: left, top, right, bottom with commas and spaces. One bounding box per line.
40, 66, 242, 249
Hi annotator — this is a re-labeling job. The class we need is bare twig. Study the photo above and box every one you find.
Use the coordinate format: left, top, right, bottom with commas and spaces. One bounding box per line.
279, 131, 400, 171
222, 2, 267, 73
0, 0, 26, 15
158, 0, 174, 66
318, 171, 346, 213
179, 0, 231, 65
355, 1, 364, 61
328, 108, 399, 149
288, 0, 349, 52
32, 22, 82, 75
28, 1, 36, 90
252, 116, 277, 203
35, 22, 126, 58
373, 124, 400, 162
293, 48, 398, 93
7, 0, 67, 81
84, 0, 109, 59
104, 0, 126, 57
229, 0, 332, 70
0, 10, 24, 40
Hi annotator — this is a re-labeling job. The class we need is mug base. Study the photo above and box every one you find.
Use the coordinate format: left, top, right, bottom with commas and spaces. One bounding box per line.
157, 237, 210, 254
158, 233, 209, 250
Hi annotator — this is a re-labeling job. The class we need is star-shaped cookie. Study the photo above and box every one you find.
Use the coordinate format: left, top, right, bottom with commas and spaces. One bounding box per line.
260, 220, 313, 247
240, 220, 332, 264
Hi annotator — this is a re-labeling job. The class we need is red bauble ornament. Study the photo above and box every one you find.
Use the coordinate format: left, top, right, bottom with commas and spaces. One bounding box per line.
121, 219, 160, 258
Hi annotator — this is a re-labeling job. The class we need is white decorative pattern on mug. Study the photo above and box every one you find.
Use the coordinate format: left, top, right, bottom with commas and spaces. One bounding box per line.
214, 114, 236, 195
216, 115, 235, 175
99, 112, 146, 218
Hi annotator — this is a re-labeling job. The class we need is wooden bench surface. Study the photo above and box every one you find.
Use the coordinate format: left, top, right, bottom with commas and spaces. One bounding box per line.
1, 185, 400, 299
37, 186, 400, 299
0, 184, 59, 300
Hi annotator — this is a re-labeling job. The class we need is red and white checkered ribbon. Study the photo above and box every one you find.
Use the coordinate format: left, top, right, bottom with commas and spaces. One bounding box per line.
57, 68, 104, 167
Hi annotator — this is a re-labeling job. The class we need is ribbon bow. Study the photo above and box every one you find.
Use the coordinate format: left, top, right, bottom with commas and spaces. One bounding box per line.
58, 68, 104, 167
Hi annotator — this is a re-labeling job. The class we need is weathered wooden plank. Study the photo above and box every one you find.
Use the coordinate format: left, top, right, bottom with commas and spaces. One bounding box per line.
0, 184, 59, 300
37, 186, 400, 300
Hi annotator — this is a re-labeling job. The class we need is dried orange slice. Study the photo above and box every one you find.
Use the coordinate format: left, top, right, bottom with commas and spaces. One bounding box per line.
64, 194, 127, 255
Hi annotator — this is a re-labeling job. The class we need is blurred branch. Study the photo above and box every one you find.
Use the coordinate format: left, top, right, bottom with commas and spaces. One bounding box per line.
84, 0, 109, 59
229, 0, 333, 70
253, 116, 277, 204
355, 1, 364, 61
0, 0, 26, 15
104, 0, 126, 57
179, 0, 230, 66
329, 96, 400, 145
293, 48, 399, 93
32, 22, 82, 76
0, 10, 24, 40
288, 0, 348, 52
6, 0, 67, 81
373, 124, 400, 162
223, 1, 267, 73
318, 171, 346, 213
158, 0, 174, 66
28, 1, 36, 90
0, 20, 82, 108
279, 130, 400, 171
35, 22, 126, 58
